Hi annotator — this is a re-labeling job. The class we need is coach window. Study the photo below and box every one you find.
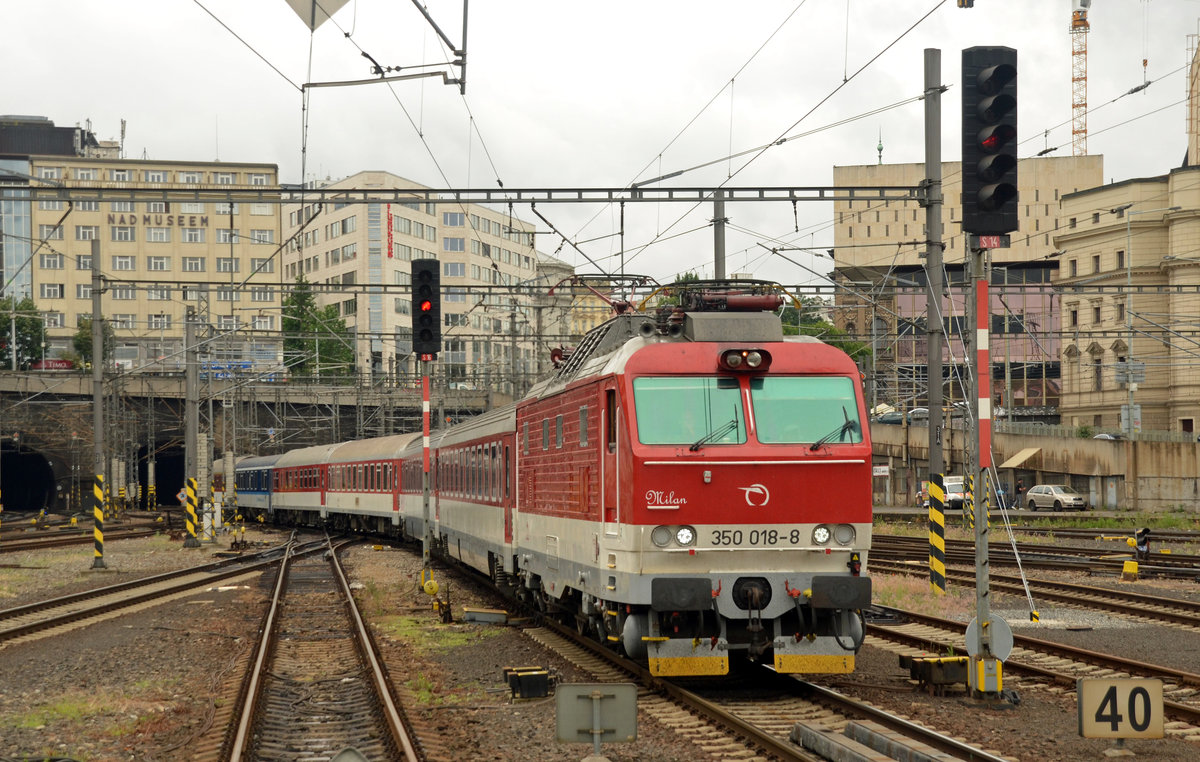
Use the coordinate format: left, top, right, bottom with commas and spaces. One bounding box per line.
543, 419, 550, 450
556, 415, 564, 448
579, 406, 589, 447
504, 445, 511, 498
750, 376, 863, 444
491, 444, 499, 500
632, 377, 744, 446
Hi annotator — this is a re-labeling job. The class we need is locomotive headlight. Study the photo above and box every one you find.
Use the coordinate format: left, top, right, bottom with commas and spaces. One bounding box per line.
833, 524, 856, 545
724, 351, 743, 368
675, 526, 697, 546
744, 350, 763, 368
812, 525, 832, 545
651, 526, 672, 547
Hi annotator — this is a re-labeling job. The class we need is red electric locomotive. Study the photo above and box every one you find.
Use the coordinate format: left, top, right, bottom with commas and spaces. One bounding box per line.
259, 280, 872, 677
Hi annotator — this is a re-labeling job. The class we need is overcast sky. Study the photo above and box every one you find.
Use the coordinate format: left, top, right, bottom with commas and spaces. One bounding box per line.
5, 0, 1196, 288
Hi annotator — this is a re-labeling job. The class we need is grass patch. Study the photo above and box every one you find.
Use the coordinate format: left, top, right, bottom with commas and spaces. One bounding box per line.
375, 614, 504, 653
871, 571, 977, 622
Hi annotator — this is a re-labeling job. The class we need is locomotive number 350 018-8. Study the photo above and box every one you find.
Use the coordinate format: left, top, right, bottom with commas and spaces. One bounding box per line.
710, 528, 804, 546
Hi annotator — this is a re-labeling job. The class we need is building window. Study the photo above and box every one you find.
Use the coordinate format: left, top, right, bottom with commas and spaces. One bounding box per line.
249, 173, 268, 186
179, 171, 202, 184
112, 314, 136, 329
147, 286, 171, 301
76, 284, 92, 299
1092, 304, 1101, 323
215, 172, 235, 184
251, 286, 274, 302
112, 255, 135, 271
1069, 217, 1077, 228
111, 201, 134, 213
445, 287, 466, 303
147, 256, 170, 271
217, 229, 236, 244
76, 255, 92, 270
43, 312, 64, 328
37, 224, 63, 240
217, 257, 240, 273
250, 257, 274, 273
183, 257, 206, 272
1116, 250, 1125, 269
146, 201, 167, 213
443, 237, 465, 252
1070, 309, 1078, 327
1092, 254, 1100, 273
40, 283, 64, 299
75, 168, 96, 181
443, 262, 466, 277
1069, 259, 1077, 277
1093, 358, 1103, 391
39, 253, 64, 269
180, 202, 204, 213
216, 286, 238, 302
1117, 303, 1125, 321
250, 203, 272, 215
145, 170, 167, 183
111, 285, 135, 300
443, 212, 464, 226
250, 229, 274, 244
147, 227, 170, 243
111, 169, 130, 182
183, 228, 205, 243
341, 243, 356, 260
111, 226, 135, 242
253, 315, 275, 330
76, 200, 99, 212
148, 314, 171, 330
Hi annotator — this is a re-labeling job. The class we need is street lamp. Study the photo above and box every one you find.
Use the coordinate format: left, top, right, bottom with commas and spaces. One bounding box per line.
1122, 204, 1181, 438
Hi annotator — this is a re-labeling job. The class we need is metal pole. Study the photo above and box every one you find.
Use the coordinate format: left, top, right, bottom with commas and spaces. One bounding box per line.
90, 238, 106, 568
713, 191, 726, 279
969, 243, 992, 661
923, 49, 945, 480
421, 357, 435, 588
184, 308, 200, 548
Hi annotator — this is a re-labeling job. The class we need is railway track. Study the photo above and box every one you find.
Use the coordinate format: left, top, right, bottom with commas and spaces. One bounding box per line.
222, 537, 420, 762
871, 533, 1200, 578
523, 614, 1013, 761
0, 538, 316, 647
0, 526, 160, 554
867, 605, 1200, 731
871, 558, 1200, 631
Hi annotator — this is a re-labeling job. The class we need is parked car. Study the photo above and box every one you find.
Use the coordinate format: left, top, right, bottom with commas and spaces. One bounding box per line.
943, 476, 967, 510
1093, 433, 1125, 440
1025, 484, 1089, 511
873, 411, 905, 425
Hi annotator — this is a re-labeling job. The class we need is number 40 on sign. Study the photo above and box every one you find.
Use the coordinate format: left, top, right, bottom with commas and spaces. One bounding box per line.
1077, 678, 1163, 739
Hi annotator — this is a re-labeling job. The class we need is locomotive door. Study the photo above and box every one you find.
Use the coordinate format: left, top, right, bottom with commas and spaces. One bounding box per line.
602, 385, 620, 536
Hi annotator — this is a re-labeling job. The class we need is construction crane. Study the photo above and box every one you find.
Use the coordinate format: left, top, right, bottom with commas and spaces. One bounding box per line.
1070, 0, 1092, 156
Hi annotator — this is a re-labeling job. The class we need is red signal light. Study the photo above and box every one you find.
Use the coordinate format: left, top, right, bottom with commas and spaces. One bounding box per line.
420, 300, 433, 312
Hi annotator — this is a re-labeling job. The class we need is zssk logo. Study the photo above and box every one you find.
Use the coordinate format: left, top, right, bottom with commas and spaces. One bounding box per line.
739, 483, 770, 506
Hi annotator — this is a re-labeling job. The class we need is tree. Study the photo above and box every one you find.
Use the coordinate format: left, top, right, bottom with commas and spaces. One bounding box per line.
281, 276, 356, 378
71, 316, 116, 367
0, 296, 47, 370
780, 294, 871, 360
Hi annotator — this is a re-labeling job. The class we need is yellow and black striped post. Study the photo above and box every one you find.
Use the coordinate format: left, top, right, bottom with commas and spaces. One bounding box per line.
963, 475, 975, 529
928, 473, 946, 595
148, 484, 156, 511
118, 486, 126, 513
91, 474, 107, 569
183, 477, 201, 548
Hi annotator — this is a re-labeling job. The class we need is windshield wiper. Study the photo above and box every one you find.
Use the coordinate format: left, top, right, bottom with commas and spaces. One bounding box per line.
690, 417, 739, 452
809, 407, 860, 452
